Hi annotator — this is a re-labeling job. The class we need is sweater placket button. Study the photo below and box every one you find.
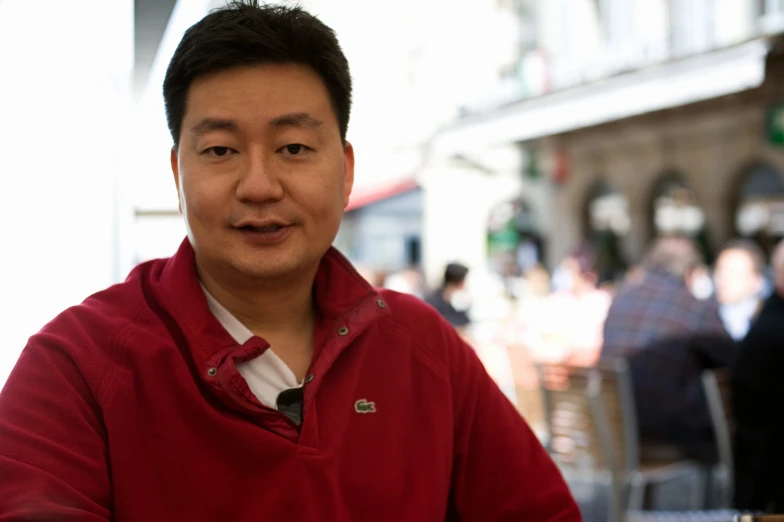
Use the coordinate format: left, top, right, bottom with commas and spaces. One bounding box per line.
337, 326, 349, 336
207, 367, 217, 377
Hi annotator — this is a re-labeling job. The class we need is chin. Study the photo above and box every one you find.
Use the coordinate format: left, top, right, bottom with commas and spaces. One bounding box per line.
241, 265, 297, 280
231, 252, 306, 280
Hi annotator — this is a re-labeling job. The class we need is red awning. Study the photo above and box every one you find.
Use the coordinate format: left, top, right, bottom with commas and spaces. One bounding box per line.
345, 178, 419, 212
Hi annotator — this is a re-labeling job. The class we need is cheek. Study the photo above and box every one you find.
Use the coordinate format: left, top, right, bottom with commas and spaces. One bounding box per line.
182, 180, 225, 227
296, 172, 346, 218
305, 196, 344, 231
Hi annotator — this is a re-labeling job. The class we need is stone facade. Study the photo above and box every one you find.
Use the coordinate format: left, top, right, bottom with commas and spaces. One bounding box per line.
542, 81, 784, 267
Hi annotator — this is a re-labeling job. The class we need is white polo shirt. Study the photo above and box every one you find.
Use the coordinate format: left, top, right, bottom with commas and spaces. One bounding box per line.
202, 286, 302, 409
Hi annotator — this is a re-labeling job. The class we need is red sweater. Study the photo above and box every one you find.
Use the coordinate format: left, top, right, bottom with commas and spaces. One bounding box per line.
0, 240, 580, 521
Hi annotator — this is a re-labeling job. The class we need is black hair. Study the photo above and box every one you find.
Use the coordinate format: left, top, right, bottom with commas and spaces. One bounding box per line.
163, 1, 352, 148
443, 263, 469, 287
644, 235, 703, 278
719, 238, 766, 274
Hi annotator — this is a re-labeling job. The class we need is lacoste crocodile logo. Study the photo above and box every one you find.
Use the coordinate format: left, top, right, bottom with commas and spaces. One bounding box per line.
354, 399, 376, 414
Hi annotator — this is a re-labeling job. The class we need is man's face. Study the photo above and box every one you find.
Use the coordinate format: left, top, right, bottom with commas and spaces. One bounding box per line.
171, 64, 354, 282
714, 249, 762, 304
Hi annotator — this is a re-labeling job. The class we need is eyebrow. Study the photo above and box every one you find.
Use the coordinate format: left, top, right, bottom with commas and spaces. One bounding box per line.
189, 117, 239, 138
269, 112, 323, 131
189, 112, 324, 139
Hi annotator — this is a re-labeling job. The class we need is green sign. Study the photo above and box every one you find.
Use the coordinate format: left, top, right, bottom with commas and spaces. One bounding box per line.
524, 149, 541, 180
488, 225, 519, 255
767, 104, 784, 147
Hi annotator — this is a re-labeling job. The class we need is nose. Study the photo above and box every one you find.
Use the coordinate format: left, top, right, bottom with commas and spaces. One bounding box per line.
235, 149, 284, 203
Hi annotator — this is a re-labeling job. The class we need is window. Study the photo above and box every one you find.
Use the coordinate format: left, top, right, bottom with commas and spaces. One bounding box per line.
650, 172, 713, 262
586, 180, 631, 236
584, 180, 629, 282
735, 163, 784, 255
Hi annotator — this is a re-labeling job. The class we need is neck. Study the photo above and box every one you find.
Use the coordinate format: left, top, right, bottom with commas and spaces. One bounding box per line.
723, 296, 758, 308
442, 285, 458, 302
198, 263, 317, 336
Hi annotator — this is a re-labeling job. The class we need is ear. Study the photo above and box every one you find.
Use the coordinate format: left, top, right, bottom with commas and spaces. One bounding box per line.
170, 147, 183, 214
342, 141, 355, 208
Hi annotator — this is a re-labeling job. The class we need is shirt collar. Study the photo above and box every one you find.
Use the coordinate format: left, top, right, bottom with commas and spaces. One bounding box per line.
142, 238, 387, 365
201, 284, 254, 345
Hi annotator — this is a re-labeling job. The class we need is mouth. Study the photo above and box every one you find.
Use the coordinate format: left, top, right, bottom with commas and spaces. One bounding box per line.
236, 224, 288, 233
233, 221, 293, 245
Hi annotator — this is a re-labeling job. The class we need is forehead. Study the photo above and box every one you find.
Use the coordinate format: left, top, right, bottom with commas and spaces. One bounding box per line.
718, 249, 756, 268
183, 63, 336, 127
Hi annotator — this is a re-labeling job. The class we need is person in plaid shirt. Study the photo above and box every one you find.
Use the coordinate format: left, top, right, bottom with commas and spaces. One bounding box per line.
602, 236, 734, 462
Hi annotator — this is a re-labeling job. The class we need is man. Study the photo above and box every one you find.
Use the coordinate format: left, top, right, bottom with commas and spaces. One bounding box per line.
602, 236, 734, 461
425, 262, 471, 331
0, 3, 579, 520
733, 239, 784, 511
713, 239, 766, 341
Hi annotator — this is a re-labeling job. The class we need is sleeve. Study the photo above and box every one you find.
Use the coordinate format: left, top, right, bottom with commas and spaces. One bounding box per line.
693, 298, 729, 338
731, 316, 782, 510
0, 336, 112, 521
690, 299, 736, 369
447, 327, 582, 521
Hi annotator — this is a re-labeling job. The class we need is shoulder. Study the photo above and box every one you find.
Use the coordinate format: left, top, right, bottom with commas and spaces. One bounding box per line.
31, 262, 157, 362
375, 289, 467, 372
423, 290, 442, 306
377, 288, 451, 333
9, 275, 150, 402
748, 294, 784, 339
37, 280, 145, 346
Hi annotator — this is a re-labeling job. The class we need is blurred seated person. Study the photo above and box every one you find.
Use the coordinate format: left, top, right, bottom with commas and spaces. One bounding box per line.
525, 245, 611, 367
732, 239, 784, 511
426, 263, 471, 335
713, 239, 766, 341
602, 236, 735, 462
513, 264, 551, 322
622, 264, 646, 287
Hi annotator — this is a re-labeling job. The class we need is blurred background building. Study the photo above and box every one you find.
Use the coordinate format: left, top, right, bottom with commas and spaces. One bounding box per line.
431, 0, 784, 282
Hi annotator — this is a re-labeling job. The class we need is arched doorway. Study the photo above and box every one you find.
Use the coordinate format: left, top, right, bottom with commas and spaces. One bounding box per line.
649, 172, 713, 263
583, 180, 629, 283
734, 162, 784, 257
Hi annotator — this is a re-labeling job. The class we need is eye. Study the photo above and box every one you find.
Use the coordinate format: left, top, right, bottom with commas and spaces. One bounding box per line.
203, 146, 237, 157
280, 144, 310, 156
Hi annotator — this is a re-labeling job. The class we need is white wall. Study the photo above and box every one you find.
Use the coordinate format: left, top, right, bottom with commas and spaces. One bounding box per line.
306, 0, 517, 189
420, 165, 522, 286
0, 0, 134, 385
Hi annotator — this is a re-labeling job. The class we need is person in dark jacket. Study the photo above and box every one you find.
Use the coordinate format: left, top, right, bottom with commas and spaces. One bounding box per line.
602, 235, 734, 462
733, 239, 784, 511
425, 262, 471, 332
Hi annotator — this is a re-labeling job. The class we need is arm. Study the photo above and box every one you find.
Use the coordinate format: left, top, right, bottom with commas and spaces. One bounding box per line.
731, 317, 782, 510
447, 327, 581, 521
690, 300, 736, 369
0, 336, 112, 520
